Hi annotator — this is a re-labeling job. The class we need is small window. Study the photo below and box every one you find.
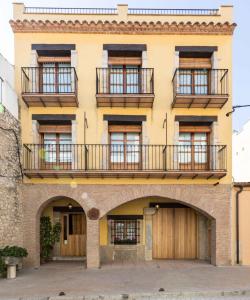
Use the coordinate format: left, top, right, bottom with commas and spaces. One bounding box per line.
109, 218, 141, 245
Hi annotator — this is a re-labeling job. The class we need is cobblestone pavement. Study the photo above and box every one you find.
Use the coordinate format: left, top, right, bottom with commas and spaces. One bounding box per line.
1, 260, 250, 299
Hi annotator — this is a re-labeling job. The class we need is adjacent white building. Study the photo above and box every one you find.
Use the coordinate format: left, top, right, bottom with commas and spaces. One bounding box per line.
0, 53, 18, 119
233, 120, 250, 182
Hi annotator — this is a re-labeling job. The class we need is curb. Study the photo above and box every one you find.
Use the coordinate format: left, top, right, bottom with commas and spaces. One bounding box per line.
16, 289, 250, 300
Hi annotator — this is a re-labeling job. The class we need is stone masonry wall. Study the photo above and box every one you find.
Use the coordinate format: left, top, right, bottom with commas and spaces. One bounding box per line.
0, 107, 23, 247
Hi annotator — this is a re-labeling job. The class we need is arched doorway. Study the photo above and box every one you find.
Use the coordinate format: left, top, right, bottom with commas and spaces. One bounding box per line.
39, 196, 87, 262
99, 196, 212, 264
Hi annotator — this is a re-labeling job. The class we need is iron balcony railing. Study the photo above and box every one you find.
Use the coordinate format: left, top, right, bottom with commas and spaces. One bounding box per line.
21, 67, 78, 95
172, 68, 229, 98
96, 68, 154, 95
23, 144, 227, 172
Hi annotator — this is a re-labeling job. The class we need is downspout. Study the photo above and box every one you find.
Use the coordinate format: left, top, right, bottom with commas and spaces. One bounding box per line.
236, 185, 243, 264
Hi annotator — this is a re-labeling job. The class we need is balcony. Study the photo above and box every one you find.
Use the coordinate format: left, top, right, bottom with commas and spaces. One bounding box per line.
172, 68, 229, 109
21, 67, 78, 107
23, 144, 227, 179
96, 68, 154, 108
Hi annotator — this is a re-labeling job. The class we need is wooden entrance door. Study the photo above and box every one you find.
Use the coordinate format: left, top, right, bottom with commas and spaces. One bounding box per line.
152, 208, 197, 259
60, 213, 86, 256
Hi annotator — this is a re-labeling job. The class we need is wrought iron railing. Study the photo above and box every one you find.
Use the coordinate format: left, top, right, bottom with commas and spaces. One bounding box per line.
24, 6, 219, 16
23, 144, 227, 172
172, 68, 228, 98
21, 67, 78, 95
96, 68, 154, 95
24, 7, 117, 15
128, 8, 219, 15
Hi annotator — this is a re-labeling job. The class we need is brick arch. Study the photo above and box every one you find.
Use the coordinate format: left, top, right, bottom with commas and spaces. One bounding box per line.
96, 184, 228, 220
100, 194, 215, 220
23, 192, 89, 268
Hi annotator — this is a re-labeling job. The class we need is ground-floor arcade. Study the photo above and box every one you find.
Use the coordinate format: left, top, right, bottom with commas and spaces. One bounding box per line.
20, 183, 232, 268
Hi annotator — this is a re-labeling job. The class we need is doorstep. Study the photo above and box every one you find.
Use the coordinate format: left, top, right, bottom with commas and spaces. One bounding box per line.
52, 256, 86, 261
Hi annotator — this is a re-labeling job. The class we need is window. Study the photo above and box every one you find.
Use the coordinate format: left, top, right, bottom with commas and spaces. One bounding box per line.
43, 132, 72, 164
109, 65, 140, 94
40, 62, 72, 93
178, 129, 209, 169
178, 69, 209, 95
109, 125, 141, 167
109, 217, 141, 245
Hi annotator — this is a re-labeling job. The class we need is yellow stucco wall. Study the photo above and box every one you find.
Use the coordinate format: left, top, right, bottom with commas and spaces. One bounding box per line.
232, 187, 250, 265
14, 32, 233, 185
100, 197, 182, 246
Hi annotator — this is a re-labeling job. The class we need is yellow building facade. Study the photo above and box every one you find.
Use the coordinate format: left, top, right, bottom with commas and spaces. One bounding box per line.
11, 3, 236, 268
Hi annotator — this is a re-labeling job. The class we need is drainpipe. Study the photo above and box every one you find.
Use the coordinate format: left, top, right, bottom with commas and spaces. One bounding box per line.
236, 185, 243, 264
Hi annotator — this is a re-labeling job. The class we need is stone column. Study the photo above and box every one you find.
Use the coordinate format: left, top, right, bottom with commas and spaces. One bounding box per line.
142, 51, 147, 68
173, 121, 179, 169
30, 50, 38, 67
102, 50, 108, 68
198, 214, 209, 260
144, 207, 156, 261
30, 50, 38, 93
174, 51, 179, 69
211, 121, 219, 169
86, 219, 100, 268
71, 50, 78, 68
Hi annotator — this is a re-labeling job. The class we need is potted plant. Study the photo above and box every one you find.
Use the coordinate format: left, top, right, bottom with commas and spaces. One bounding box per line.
40, 216, 61, 263
1, 246, 28, 271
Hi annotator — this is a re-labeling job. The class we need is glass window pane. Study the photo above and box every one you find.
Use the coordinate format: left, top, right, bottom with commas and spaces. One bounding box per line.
194, 133, 207, 141
44, 133, 56, 141
179, 132, 191, 141
127, 133, 140, 142
42, 63, 56, 93
111, 133, 124, 141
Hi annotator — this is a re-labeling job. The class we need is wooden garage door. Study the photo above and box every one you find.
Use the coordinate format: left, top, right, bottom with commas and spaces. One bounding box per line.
152, 208, 197, 259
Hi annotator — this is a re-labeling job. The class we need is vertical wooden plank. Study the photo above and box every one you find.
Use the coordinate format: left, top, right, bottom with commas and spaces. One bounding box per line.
153, 208, 174, 259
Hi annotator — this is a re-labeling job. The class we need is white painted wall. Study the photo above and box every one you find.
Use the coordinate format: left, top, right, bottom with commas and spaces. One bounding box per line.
0, 53, 18, 119
233, 120, 250, 182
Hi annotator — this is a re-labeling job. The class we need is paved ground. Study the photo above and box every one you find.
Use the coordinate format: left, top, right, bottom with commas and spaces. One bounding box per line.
1, 260, 250, 299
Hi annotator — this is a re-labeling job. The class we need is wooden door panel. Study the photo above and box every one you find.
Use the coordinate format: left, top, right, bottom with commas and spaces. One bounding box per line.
152, 207, 197, 259
153, 208, 174, 259
60, 213, 86, 257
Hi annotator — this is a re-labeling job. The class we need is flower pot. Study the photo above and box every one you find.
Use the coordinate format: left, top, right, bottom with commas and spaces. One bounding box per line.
4, 256, 21, 266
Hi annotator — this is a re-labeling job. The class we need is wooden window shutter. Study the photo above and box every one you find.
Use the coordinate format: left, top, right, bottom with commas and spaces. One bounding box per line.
179, 57, 212, 69
37, 56, 71, 63
108, 57, 142, 66
108, 125, 142, 133
179, 125, 211, 133
39, 125, 72, 133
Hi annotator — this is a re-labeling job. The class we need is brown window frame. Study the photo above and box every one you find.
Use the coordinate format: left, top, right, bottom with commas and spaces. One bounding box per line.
179, 126, 211, 170
108, 64, 142, 94
40, 131, 72, 169
39, 61, 72, 94
108, 125, 142, 169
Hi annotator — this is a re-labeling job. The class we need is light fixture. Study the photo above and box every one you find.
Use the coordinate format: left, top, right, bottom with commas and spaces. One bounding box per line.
68, 203, 73, 210
155, 204, 159, 209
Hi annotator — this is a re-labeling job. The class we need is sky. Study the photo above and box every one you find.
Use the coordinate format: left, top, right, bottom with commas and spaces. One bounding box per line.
0, 0, 249, 131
